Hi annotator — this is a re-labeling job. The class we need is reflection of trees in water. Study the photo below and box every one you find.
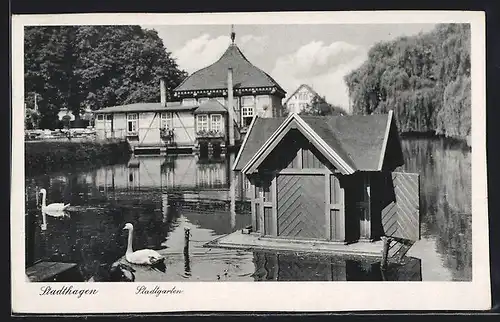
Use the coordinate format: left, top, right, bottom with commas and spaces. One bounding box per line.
400, 138, 472, 281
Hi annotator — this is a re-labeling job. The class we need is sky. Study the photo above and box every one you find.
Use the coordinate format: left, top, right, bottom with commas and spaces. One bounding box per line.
146, 24, 437, 108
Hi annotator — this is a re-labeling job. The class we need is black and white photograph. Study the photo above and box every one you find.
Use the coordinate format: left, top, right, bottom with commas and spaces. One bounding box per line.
11, 11, 489, 313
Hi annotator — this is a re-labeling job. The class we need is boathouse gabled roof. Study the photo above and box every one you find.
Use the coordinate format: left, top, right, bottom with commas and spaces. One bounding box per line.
193, 99, 228, 114
233, 111, 403, 174
173, 44, 286, 96
94, 102, 198, 113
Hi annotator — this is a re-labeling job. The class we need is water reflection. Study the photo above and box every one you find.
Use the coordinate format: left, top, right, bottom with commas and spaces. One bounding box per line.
401, 138, 472, 281
24, 138, 472, 281
252, 252, 422, 281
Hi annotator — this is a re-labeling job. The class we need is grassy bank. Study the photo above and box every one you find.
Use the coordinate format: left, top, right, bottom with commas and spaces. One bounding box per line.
25, 139, 132, 176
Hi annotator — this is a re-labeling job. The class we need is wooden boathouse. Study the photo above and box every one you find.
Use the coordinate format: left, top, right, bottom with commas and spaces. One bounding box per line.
231, 110, 421, 246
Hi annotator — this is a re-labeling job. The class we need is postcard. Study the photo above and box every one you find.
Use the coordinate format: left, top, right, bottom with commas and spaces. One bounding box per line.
11, 10, 490, 313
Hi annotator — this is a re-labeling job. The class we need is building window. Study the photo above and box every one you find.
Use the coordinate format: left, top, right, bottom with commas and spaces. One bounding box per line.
160, 112, 173, 129
288, 103, 295, 110
97, 114, 104, 121
182, 98, 197, 106
299, 103, 307, 110
197, 114, 209, 132
106, 114, 112, 121
211, 114, 222, 133
241, 96, 255, 127
198, 97, 209, 105
127, 113, 138, 134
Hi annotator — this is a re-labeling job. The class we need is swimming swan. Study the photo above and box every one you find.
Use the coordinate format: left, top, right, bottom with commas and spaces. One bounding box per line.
40, 188, 70, 214
123, 223, 165, 266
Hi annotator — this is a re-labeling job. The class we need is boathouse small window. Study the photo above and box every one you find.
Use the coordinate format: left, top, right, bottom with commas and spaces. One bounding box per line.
127, 113, 138, 133
210, 114, 222, 133
197, 114, 209, 132
96, 114, 104, 121
160, 112, 173, 129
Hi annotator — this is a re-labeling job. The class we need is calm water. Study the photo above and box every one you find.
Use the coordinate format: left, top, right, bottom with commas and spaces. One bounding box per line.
24, 138, 472, 282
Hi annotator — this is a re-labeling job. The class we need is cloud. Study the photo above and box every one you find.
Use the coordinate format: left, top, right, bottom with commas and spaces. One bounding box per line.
173, 34, 269, 74
172, 34, 230, 74
271, 41, 367, 109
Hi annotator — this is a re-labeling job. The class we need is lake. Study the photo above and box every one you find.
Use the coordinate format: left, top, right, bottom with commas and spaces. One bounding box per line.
24, 137, 472, 282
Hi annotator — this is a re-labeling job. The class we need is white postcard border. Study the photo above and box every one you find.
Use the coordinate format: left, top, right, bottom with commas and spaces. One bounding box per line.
11, 11, 490, 313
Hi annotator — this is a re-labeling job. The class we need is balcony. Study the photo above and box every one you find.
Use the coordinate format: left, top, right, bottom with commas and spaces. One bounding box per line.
196, 130, 225, 139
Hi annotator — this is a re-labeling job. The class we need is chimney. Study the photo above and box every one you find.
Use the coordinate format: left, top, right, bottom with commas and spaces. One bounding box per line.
160, 78, 167, 107
227, 68, 235, 146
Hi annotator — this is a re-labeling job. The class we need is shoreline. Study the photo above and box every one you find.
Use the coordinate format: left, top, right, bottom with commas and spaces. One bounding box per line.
25, 139, 132, 176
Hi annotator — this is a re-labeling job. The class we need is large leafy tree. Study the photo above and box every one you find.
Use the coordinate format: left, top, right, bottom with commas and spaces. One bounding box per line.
344, 23, 470, 141
24, 25, 187, 129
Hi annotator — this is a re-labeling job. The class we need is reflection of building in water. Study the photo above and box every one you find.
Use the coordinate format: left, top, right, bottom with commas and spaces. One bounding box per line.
252, 252, 422, 281
90, 154, 252, 201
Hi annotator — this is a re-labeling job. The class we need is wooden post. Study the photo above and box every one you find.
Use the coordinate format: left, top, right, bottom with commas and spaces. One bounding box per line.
183, 227, 191, 277
381, 236, 392, 269
227, 68, 235, 147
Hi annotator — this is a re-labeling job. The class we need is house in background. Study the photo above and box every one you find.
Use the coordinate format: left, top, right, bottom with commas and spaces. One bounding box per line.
232, 111, 421, 247
93, 29, 286, 154
284, 84, 322, 114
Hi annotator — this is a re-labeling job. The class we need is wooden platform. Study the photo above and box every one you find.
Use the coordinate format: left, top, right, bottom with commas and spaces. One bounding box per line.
204, 230, 385, 258
26, 261, 79, 282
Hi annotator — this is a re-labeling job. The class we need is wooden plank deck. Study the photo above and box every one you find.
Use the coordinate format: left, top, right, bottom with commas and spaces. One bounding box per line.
26, 261, 78, 282
205, 230, 384, 258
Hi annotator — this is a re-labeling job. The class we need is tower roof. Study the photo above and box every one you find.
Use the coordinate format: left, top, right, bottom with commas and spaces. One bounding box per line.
173, 44, 285, 96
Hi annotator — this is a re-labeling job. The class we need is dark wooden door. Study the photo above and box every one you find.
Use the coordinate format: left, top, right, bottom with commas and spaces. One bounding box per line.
276, 174, 326, 239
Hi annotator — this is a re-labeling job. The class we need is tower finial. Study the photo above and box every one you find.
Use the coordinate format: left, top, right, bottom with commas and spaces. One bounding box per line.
230, 24, 235, 44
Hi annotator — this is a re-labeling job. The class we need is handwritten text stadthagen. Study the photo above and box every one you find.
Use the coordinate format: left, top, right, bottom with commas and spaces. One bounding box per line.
40, 285, 98, 298
136, 285, 183, 297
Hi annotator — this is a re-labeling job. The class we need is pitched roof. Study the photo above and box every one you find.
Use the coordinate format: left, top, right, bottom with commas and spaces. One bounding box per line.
174, 44, 285, 94
284, 84, 322, 105
94, 102, 197, 113
194, 99, 228, 114
233, 112, 398, 172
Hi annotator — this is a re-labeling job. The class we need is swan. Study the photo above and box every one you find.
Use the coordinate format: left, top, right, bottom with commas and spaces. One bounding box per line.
123, 223, 165, 266
40, 188, 70, 215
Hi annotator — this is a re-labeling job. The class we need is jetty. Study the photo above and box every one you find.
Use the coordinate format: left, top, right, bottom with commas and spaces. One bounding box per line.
26, 261, 82, 282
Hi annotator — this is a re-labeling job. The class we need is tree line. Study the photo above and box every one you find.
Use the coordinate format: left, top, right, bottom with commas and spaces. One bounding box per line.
24, 26, 187, 129
344, 23, 471, 141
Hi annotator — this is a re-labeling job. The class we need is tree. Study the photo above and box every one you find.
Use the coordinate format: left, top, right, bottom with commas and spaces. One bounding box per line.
24, 107, 40, 130
299, 96, 346, 116
24, 26, 188, 129
344, 23, 471, 141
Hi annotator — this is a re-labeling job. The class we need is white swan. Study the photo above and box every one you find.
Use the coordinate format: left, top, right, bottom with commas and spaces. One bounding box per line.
40, 188, 70, 216
123, 223, 165, 266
